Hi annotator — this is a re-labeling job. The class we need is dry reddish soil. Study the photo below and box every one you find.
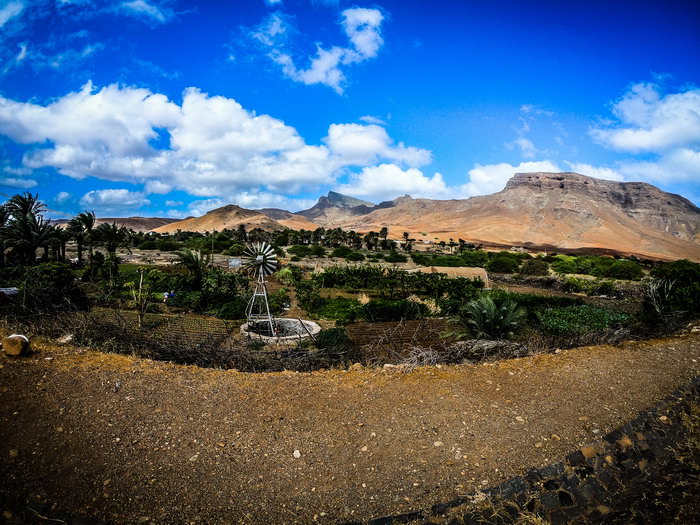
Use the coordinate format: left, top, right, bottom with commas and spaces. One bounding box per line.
1, 333, 700, 524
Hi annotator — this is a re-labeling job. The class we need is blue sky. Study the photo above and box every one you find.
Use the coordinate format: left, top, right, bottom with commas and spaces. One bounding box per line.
0, 0, 698, 218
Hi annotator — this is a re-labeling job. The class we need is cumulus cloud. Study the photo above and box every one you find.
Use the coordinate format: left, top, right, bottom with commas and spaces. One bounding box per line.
325, 123, 431, 167
79, 189, 150, 214
54, 191, 72, 204
591, 83, 700, 152
564, 162, 624, 181
0, 176, 36, 188
460, 160, 562, 197
0, 82, 432, 207
590, 82, 700, 186
185, 198, 225, 217
336, 163, 449, 202
251, 7, 384, 93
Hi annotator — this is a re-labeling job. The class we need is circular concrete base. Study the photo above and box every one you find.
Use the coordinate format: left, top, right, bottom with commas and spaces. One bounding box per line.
240, 319, 321, 344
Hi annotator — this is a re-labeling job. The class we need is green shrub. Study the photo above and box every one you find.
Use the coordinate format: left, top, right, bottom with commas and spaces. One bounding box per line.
315, 297, 362, 321
287, 245, 311, 257
330, 246, 353, 258
309, 245, 326, 257
485, 256, 520, 274
156, 238, 179, 251
222, 243, 246, 256
452, 295, 526, 339
651, 259, 700, 286
606, 260, 643, 280
384, 252, 408, 263
345, 252, 365, 262
10, 262, 87, 313
138, 240, 158, 250
363, 299, 427, 322
536, 305, 629, 335
519, 259, 549, 276
644, 260, 700, 320
588, 280, 618, 297
315, 327, 352, 353
551, 256, 579, 275
169, 290, 204, 310
563, 276, 588, 293
218, 298, 248, 319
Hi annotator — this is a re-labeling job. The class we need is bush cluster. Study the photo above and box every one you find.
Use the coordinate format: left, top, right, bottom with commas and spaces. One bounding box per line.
536, 305, 629, 335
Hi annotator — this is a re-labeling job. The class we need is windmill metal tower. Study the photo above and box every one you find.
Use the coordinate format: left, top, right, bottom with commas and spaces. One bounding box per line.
242, 241, 278, 336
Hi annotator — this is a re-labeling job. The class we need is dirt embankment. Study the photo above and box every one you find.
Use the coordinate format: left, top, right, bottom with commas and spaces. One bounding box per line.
1, 333, 699, 524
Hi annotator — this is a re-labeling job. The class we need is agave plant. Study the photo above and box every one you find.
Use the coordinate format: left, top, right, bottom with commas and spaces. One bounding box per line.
450, 295, 526, 340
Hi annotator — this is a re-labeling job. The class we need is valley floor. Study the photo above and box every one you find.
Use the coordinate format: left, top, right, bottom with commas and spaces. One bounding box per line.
1, 332, 699, 524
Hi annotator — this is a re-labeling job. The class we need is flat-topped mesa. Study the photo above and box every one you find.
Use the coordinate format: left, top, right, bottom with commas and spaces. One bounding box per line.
506, 171, 624, 190
506, 172, 698, 213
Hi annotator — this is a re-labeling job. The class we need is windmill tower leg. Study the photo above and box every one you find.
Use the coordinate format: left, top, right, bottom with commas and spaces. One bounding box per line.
246, 271, 276, 336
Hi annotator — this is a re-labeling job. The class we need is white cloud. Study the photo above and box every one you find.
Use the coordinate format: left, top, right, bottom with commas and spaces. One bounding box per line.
359, 115, 386, 125
0, 176, 36, 188
590, 82, 700, 186
145, 179, 172, 194
325, 123, 431, 167
564, 162, 624, 182
186, 198, 226, 217
591, 82, 700, 152
0, 82, 430, 206
165, 199, 183, 207
461, 160, 562, 197
118, 0, 174, 24
264, 0, 283, 6
341, 8, 383, 59
55, 191, 72, 204
336, 163, 450, 202
251, 7, 384, 93
0, 1, 24, 28
506, 136, 537, 159
79, 189, 150, 213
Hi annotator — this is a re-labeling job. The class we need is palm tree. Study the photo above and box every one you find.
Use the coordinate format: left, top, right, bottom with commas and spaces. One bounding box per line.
0, 204, 9, 266
94, 222, 130, 255
5, 211, 53, 264
5, 192, 46, 217
175, 248, 210, 287
67, 211, 96, 263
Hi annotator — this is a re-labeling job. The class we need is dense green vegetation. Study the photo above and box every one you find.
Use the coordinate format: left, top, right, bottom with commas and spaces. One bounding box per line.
2, 192, 699, 371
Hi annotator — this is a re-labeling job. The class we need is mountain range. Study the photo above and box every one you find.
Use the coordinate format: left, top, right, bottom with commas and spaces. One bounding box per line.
149, 172, 700, 261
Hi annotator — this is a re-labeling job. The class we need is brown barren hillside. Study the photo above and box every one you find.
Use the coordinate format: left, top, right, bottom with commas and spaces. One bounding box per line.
255, 208, 320, 231
55, 217, 182, 232
152, 204, 285, 234
314, 173, 700, 261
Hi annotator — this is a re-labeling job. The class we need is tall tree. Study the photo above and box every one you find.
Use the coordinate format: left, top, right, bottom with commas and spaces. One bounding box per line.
94, 222, 130, 255
67, 211, 96, 263
0, 204, 8, 266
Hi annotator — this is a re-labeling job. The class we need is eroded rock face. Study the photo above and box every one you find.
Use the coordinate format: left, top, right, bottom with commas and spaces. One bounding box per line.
2, 334, 30, 357
313, 171, 700, 260
506, 172, 700, 243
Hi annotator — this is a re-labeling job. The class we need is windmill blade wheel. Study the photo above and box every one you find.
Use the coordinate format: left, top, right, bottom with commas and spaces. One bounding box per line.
241, 241, 277, 277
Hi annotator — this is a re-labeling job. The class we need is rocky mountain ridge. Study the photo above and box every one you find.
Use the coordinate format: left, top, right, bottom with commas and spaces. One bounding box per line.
151, 172, 699, 260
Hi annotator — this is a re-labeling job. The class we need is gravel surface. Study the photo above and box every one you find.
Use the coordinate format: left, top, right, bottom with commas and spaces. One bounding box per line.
1, 332, 699, 524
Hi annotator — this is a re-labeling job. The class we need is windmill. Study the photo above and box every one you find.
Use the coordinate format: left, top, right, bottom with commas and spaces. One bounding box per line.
242, 241, 278, 336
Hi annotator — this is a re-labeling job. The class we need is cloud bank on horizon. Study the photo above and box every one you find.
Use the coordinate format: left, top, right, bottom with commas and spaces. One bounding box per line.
0, 0, 697, 217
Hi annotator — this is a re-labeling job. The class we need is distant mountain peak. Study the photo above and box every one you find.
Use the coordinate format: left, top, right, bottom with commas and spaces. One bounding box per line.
324, 191, 374, 208
297, 191, 375, 219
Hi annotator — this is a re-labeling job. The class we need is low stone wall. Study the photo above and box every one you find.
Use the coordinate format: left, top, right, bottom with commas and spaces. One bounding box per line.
358, 376, 700, 525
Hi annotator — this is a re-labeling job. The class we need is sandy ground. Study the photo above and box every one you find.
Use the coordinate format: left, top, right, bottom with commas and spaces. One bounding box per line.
1, 332, 699, 524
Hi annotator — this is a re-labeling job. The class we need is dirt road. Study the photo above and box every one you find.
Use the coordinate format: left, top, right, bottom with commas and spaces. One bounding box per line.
1, 333, 699, 524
